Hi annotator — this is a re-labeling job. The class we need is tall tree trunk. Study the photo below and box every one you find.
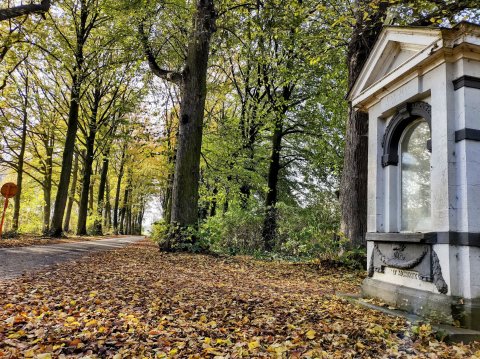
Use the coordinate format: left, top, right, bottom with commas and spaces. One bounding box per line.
49, 76, 81, 236
64, 151, 79, 232
76, 110, 97, 235
42, 142, 53, 234
169, 0, 216, 234
262, 119, 283, 251
113, 142, 126, 234
104, 175, 112, 230
340, 1, 388, 247
89, 176, 94, 213
12, 79, 28, 232
126, 201, 132, 235
49, 3, 88, 237
141, 0, 216, 247
119, 180, 130, 235
94, 154, 109, 235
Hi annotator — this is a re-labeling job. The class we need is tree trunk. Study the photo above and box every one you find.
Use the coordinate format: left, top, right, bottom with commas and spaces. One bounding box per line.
64, 151, 79, 232
104, 175, 112, 230
42, 144, 53, 234
49, 77, 81, 236
126, 202, 132, 235
43, 182, 51, 234
140, 0, 216, 248
76, 111, 97, 235
169, 0, 216, 234
119, 182, 129, 235
340, 0, 388, 247
262, 119, 283, 251
12, 80, 28, 232
89, 176, 94, 214
94, 154, 109, 235
49, 3, 88, 237
113, 142, 126, 234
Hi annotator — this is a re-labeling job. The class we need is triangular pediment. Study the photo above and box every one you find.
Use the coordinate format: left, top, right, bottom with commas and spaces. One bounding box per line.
348, 26, 442, 104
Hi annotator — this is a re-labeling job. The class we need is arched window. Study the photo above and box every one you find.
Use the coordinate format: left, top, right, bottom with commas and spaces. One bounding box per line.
400, 120, 431, 232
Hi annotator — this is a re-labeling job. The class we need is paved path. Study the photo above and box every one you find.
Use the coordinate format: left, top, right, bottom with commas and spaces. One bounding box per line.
0, 236, 144, 281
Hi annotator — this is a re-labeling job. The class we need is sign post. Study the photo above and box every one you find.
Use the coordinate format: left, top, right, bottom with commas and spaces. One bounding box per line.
0, 182, 18, 238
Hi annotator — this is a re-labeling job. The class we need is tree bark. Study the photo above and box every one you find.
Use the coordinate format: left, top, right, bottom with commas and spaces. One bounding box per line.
94, 154, 109, 235
113, 142, 126, 234
12, 77, 28, 232
42, 142, 53, 234
64, 151, 79, 232
49, 2, 88, 237
140, 0, 216, 247
104, 174, 112, 230
119, 179, 130, 235
340, 0, 388, 247
76, 101, 98, 235
169, 0, 216, 231
262, 119, 283, 251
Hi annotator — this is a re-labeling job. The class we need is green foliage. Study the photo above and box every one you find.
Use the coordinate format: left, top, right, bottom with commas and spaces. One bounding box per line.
200, 205, 265, 255
150, 220, 210, 253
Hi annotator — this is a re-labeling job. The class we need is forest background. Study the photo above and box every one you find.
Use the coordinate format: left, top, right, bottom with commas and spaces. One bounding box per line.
0, 0, 479, 263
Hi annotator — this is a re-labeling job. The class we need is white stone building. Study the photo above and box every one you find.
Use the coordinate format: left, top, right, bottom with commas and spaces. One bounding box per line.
348, 22, 480, 329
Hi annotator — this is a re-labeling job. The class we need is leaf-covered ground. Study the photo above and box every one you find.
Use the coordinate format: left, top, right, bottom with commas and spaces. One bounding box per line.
0, 235, 127, 249
0, 240, 479, 358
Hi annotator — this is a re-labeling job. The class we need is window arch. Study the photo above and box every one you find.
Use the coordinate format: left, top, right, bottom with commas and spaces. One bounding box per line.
382, 101, 431, 167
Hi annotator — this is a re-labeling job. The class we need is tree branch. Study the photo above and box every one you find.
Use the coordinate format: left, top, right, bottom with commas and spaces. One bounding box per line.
138, 21, 183, 84
0, 0, 51, 22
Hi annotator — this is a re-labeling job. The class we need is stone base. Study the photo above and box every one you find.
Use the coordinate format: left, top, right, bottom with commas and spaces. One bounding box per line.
362, 278, 480, 330
340, 293, 480, 343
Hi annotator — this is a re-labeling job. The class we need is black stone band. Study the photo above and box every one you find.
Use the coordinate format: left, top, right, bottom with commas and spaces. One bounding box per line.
453, 75, 480, 90
366, 232, 480, 247
455, 128, 480, 142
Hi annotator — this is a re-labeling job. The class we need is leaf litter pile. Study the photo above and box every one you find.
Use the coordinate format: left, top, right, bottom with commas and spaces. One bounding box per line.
0, 240, 479, 358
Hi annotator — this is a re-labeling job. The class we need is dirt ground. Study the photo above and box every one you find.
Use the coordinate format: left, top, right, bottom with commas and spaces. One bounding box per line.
0, 240, 479, 358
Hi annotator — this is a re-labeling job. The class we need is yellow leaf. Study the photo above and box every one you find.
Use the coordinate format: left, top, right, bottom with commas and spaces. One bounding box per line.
66, 316, 75, 323
85, 319, 97, 326
199, 315, 207, 322
169, 348, 178, 355
356, 342, 365, 349
35, 354, 53, 359
306, 330, 316, 340
204, 337, 212, 344
248, 340, 260, 350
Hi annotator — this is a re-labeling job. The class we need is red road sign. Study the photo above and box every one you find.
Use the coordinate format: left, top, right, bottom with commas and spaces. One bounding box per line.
0, 182, 18, 238
1, 182, 18, 198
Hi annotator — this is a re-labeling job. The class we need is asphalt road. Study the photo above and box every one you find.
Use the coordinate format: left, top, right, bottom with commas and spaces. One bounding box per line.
0, 236, 144, 281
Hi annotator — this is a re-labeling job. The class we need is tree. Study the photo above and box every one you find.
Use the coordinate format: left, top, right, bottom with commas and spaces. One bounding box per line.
48, 0, 109, 237
139, 0, 217, 247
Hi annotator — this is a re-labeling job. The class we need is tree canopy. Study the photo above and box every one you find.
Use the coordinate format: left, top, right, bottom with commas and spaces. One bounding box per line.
0, 0, 478, 255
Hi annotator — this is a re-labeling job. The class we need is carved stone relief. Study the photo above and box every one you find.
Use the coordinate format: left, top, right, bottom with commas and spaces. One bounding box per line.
368, 242, 448, 294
